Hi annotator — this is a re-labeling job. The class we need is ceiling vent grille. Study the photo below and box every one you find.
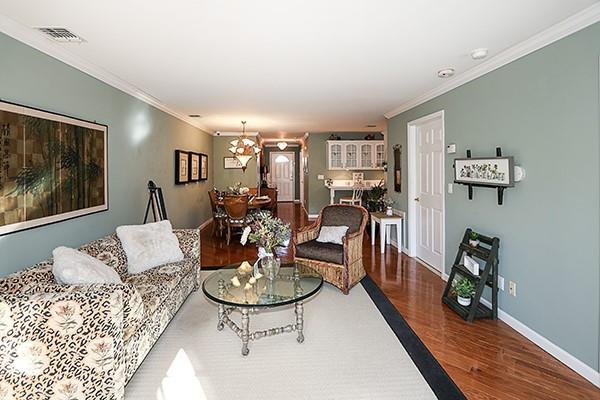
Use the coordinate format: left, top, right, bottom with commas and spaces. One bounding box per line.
36, 27, 85, 43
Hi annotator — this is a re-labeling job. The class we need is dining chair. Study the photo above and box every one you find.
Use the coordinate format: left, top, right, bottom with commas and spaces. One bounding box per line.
208, 190, 227, 237
223, 195, 252, 245
261, 187, 278, 214
339, 186, 363, 206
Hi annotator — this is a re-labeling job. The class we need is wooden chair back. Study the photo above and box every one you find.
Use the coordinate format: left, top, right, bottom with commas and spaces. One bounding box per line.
223, 195, 249, 220
208, 190, 220, 214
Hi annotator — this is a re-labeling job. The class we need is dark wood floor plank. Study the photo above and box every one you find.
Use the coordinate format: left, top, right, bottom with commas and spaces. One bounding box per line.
200, 203, 600, 400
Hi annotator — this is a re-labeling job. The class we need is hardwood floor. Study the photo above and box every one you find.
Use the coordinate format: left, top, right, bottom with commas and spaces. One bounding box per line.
200, 203, 600, 400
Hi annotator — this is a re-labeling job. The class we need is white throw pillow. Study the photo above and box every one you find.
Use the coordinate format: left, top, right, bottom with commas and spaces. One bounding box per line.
116, 220, 184, 274
52, 247, 122, 285
316, 225, 349, 245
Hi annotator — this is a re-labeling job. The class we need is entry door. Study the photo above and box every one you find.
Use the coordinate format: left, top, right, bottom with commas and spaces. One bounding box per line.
270, 152, 295, 202
415, 116, 444, 271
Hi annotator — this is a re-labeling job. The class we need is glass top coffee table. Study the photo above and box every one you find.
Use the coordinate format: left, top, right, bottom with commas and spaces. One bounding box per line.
202, 261, 323, 356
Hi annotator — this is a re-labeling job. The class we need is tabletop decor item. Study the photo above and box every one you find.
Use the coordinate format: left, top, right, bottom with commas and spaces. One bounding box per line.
227, 182, 249, 195
241, 213, 291, 280
0, 100, 107, 236
468, 231, 480, 247
384, 198, 394, 216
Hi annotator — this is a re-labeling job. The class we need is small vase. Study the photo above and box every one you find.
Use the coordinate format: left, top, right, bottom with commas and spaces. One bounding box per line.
261, 255, 281, 281
386, 206, 393, 216
457, 296, 472, 306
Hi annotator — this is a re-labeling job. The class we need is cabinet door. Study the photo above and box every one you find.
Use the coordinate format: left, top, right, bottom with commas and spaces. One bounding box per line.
360, 143, 373, 168
376, 143, 385, 168
345, 143, 358, 169
329, 143, 343, 169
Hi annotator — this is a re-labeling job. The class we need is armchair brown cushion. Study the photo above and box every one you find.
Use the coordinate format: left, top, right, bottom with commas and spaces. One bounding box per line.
295, 240, 343, 265
320, 205, 364, 234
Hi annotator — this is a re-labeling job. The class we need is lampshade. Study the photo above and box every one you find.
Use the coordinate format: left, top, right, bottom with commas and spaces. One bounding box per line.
277, 142, 288, 150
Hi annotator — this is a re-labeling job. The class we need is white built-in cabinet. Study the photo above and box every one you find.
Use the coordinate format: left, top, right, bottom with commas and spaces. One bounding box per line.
327, 140, 385, 170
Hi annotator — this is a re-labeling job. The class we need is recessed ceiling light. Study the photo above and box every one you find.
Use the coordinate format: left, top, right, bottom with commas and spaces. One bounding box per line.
471, 48, 488, 60
437, 68, 455, 78
188, 114, 202, 118
366, 124, 377, 128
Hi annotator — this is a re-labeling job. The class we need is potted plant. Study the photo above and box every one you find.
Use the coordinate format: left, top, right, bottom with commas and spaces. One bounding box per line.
452, 277, 476, 306
241, 213, 291, 280
366, 180, 387, 212
468, 231, 480, 247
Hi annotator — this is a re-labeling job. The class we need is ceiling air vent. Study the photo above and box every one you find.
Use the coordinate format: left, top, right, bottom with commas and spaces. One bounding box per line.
36, 27, 85, 43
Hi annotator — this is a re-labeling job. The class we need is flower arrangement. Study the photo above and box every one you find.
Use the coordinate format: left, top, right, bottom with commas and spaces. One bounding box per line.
241, 213, 291, 255
228, 182, 249, 195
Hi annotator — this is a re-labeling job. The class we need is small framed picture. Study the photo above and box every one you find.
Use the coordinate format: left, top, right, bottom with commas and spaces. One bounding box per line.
454, 157, 514, 187
200, 153, 208, 180
175, 150, 189, 184
224, 156, 243, 169
189, 152, 200, 182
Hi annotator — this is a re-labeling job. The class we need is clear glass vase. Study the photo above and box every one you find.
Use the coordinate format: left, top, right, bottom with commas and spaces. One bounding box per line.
261, 254, 281, 280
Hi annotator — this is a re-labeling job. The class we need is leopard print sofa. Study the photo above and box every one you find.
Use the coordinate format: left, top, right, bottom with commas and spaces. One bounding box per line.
0, 228, 200, 400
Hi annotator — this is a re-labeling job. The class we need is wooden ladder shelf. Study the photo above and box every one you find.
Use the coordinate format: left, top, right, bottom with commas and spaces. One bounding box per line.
442, 229, 500, 322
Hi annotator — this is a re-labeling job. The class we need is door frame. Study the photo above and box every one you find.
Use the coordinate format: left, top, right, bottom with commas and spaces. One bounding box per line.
407, 110, 445, 274
269, 151, 296, 202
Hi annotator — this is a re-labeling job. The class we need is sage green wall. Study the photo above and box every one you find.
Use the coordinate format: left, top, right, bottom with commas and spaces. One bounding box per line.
308, 132, 385, 214
0, 33, 214, 276
212, 136, 259, 190
386, 23, 600, 371
263, 145, 301, 199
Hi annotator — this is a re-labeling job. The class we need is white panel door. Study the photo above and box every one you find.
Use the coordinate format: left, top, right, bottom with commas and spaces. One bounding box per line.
270, 152, 295, 202
415, 117, 444, 271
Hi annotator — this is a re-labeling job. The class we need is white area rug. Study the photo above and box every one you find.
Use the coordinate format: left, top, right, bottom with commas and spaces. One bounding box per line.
125, 272, 437, 400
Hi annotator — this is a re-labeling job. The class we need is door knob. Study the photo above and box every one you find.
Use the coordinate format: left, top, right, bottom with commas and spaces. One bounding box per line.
414, 197, 420, 202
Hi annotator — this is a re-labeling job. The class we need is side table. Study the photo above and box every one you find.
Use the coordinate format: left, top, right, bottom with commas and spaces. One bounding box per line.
370, 211, 405, 254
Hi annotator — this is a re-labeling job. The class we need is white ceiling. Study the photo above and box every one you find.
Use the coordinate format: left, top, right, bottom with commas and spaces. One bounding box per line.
0, 0, 597, 135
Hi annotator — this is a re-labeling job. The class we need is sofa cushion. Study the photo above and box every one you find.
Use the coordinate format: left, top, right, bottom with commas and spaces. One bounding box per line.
117, 220, 184, 274
78, 234, 129, 277
52, 247, 123, 285
124, 259, 194, 318
321, 205, 364, 234
295, 240, 344, 265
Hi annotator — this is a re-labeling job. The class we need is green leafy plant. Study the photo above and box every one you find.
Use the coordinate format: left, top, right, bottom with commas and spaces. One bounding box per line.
469, 231, 479, 241
366, 180, 387, 212
452, 277, 476, 298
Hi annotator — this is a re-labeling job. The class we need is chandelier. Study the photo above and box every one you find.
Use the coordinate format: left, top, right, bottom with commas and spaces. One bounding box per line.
228, 121, 261, 171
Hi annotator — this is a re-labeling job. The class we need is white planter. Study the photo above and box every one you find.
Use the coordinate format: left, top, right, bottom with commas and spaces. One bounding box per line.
457, 296, 472, 306
469, 239, 479, 247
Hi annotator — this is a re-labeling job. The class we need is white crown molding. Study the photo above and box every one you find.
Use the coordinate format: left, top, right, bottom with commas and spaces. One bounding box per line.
0, 14, 212, 134
384, 3, 600, 119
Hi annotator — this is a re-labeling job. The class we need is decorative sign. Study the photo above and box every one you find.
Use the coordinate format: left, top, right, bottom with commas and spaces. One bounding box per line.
223, 156, 243, 169
0, 101, 107, 236
454, 157, 514, 187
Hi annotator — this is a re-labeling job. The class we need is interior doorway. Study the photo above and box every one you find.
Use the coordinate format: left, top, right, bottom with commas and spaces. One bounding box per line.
407, 110, 445, 274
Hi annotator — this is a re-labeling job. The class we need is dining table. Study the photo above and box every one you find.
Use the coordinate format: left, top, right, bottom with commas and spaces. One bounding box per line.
216, 196, 271, 209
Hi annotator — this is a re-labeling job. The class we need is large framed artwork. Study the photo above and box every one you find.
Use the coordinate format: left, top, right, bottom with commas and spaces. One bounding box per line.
454, 157, 514, 187
223, 156, 243, 169
175, 150, 189, 184
0, 100, 107, 236
189, 152, 200, 182
200, 153, 208, 180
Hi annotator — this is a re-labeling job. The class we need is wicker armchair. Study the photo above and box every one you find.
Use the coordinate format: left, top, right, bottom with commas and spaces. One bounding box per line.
294, 205, 368, 294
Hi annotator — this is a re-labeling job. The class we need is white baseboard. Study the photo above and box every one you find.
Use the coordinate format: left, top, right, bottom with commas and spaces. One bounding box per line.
389, 238, 409, 255
477, 297, 600, 388
294, 199, 301, 204
198, 217, 213, 230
